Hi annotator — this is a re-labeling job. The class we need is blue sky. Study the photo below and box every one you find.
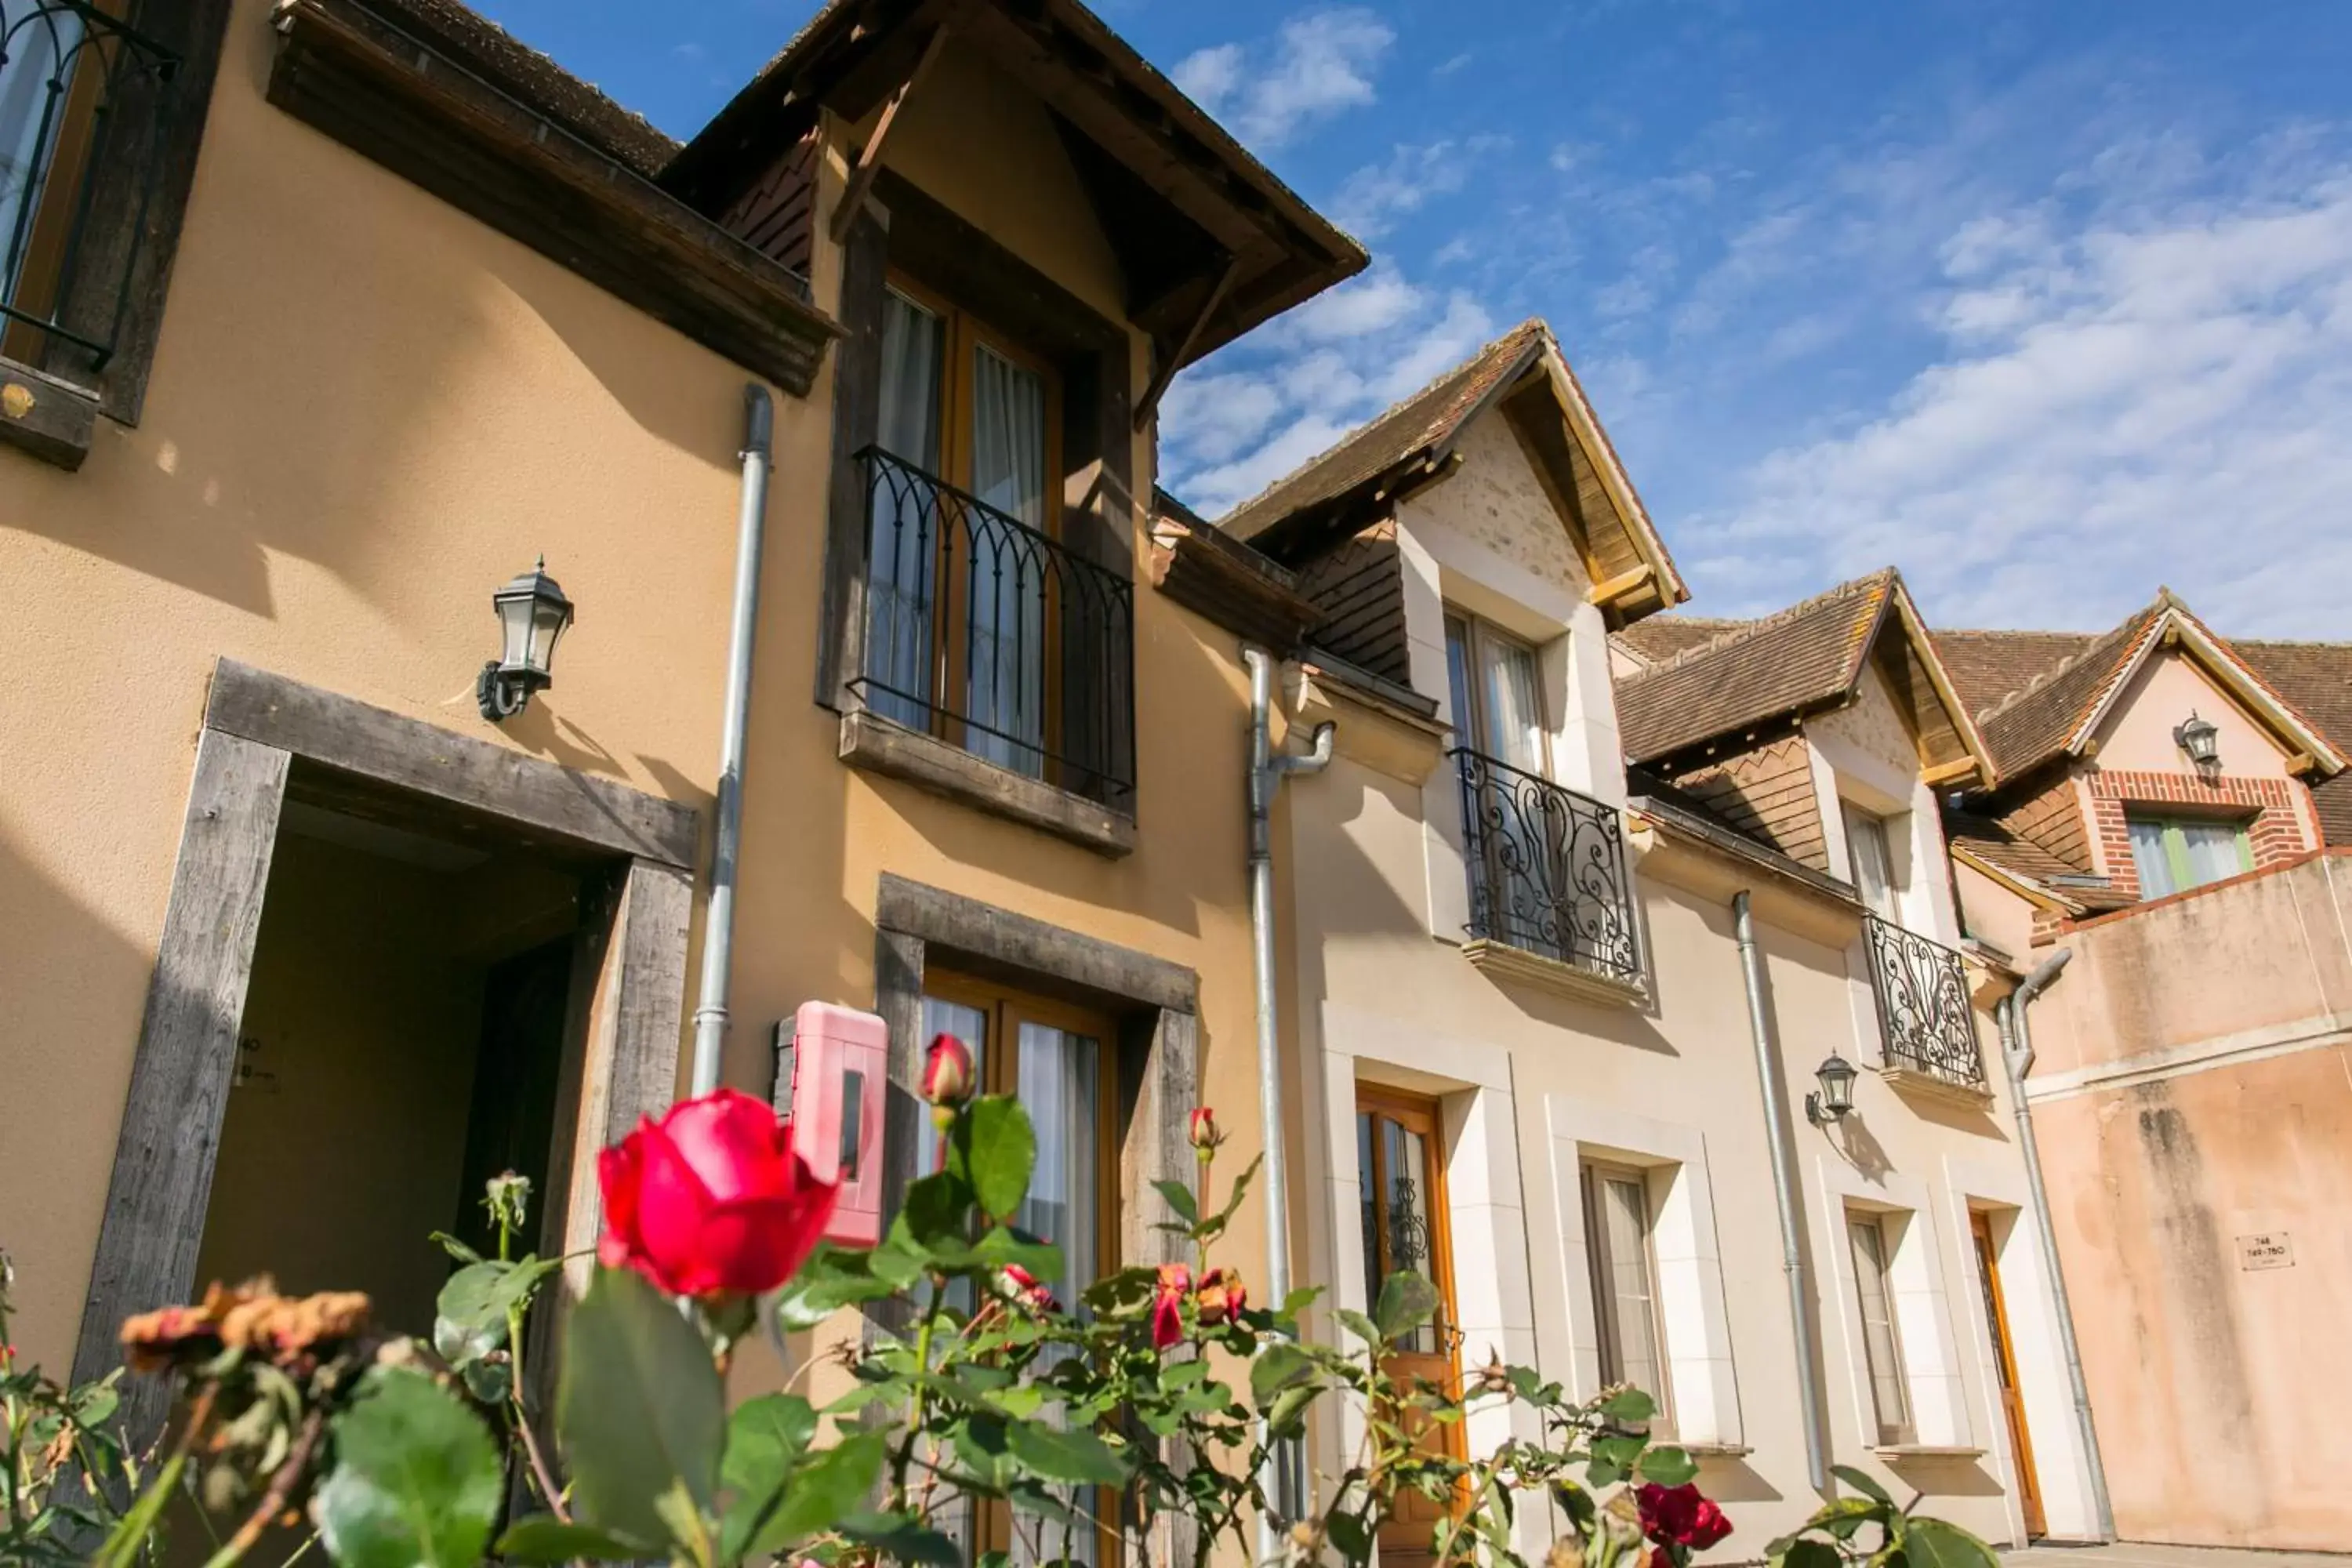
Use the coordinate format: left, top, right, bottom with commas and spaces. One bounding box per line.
475, 1, 2352, 637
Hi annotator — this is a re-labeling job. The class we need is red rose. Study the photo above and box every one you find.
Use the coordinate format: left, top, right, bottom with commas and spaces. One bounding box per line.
922, 1033, 975, 1109
597, 1089, 838, 1300
1188, 1107, 1225, 1155
1636, 1483, 1732, 1551
1000, 1264, 1058, 1312
1151, 1262, 1192, 1348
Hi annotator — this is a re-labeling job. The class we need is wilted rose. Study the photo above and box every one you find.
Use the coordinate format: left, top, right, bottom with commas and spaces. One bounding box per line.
597, 1088, 838, 1301
1195, 1266, 1247, 1325
1152, 1262, 1192, 1348
1188, 1107, 1225, 1160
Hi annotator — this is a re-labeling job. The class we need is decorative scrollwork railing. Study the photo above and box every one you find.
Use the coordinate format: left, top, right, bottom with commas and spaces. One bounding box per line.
1861, 913, 1985, 1087
1, 0, 181, 368
853, 445, 1135, 809
1453, 748, 1642, 985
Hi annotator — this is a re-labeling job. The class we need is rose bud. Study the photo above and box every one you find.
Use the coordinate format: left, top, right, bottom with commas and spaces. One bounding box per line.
597, 1088, 839, 1301
922, 1033, 976, 1120
1151, 1261, 1192, 1348
1194, 1266, 1247, 1326
1477, 1348, 1512, 1395
1188, 1107, 1226, 1160
1000, 1263, 1058, 1312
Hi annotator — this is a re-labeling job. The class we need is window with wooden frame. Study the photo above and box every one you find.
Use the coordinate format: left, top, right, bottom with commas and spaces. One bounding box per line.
2125, 811, 2253, 900
1443, 610, 1550, 778
1846, 1210, 1914, 1446
865, 278, 1070, 786
916, 972, 1118, 1567
1579, 1160, 1671, 1428
1841, 801, 1903, 923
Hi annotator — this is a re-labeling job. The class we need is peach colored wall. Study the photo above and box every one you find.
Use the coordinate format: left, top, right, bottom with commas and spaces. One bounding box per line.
2018, 851, 2352, 1548
2090, 650, 2298, 779
0, 0, 1266, 1410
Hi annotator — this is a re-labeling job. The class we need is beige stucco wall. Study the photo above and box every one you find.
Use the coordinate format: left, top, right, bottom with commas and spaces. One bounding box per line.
2090, 650, 2298, 779
0, 0, 1269, 1405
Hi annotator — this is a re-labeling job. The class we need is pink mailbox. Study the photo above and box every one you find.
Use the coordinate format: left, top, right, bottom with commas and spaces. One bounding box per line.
778, 1001, 887, 1247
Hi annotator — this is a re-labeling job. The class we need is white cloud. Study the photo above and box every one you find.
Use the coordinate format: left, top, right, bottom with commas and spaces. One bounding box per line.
1171, 9, 1395, 147
1283, 265, 1424, 341
1707, 174, 2352, 635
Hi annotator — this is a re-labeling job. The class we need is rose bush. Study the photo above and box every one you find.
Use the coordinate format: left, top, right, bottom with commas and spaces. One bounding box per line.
60, 1064, 2007, 1568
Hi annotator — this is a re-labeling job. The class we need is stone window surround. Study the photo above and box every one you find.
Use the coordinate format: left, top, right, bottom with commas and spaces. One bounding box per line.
1544, 1094, 1746, 1453
1305, 1001, 1549, 1559
1811, 1158, 1978, 1459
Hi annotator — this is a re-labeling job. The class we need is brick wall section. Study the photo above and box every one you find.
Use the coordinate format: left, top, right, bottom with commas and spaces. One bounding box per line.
2084, 768, 2316, 900
1995, 764, 2091, 870
1670, 736, 1830, 870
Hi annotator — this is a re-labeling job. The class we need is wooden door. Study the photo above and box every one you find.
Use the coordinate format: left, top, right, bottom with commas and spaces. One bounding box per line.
1970, 1211, 2045, 1537
1356, 1090, 1463, 1568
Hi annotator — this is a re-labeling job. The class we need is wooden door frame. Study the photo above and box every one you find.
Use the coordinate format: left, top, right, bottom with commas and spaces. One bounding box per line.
1971, 1210, 2045, 1537
71, 659, 701, 1450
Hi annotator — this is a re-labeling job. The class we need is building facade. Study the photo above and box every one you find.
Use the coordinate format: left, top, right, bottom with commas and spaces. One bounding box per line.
1166, 322, 2107, 1556
1938, 599, 2352, 1551
0, 0, 1367, 1492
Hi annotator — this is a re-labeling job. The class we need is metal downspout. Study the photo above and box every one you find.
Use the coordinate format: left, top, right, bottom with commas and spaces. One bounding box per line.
688, 385, 775, 1098
1243, 647, 1333, 1558
1998, 952, 2114, 1541
1732, 891, 1828, 1493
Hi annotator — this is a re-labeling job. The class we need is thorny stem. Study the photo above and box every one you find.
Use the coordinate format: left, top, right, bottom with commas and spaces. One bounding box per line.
513, 1403, 570, 1524
890, 1288, 944, 1513
201, 1406, 328, 1568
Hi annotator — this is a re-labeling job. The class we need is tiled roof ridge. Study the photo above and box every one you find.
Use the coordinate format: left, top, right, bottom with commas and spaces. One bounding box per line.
1210, 318, 1549, 528
1970, 601, 2155, 728
1619, 568, 1896, 689
2235, 633, 2352, 651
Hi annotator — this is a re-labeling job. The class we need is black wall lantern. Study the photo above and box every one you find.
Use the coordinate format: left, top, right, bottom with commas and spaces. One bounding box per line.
1806, 1051, 1858, 1125
477, 557, 574, 721
2174, 710, 2221, 770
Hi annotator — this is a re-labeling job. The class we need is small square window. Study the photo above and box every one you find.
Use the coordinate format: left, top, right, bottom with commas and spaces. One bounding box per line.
2125, 813, 2252, 900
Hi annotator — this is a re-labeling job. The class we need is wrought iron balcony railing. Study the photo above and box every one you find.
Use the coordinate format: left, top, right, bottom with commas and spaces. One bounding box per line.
1, 0, 182, 369
853, 445, 1135, 810
1860, 913, 1985, 1087
1453, 748, 1642, 985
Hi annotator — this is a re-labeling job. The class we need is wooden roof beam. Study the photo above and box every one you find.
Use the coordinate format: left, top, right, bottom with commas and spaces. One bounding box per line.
1134, 252, 1241, 431
829, 24, 949, 242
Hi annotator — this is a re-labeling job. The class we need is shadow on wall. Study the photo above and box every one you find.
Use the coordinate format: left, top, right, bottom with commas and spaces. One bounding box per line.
0, 833, 156, 1374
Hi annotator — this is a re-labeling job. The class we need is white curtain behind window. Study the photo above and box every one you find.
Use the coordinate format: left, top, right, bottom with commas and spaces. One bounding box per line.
0, 9, 83, 303
866, 291, 945, 728
967, 345, 1049, 779
2127, 818, 2175, 899
1843, 804, 1900, 920
1479, 636, 1547, 775
2178, 821, 2249, 889
1014, 1021, 1099, 1568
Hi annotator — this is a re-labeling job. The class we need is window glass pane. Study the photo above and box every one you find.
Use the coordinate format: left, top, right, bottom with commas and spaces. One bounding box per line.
1847, 1217, 1911, 1441
1600, 1176, 1667, 1411
0, 8, 83, 303
1844, 804, 1898, 920
1479, 633, 1547, 775
966, 344, 1050, 779
2128, 818, 2177, 898
1014, 1020, 1098, 1307
1357, 1112, 1383, 1314
1579, 1164, 1619, 1381
1380, 1120, 1440, 1355
2178, 821, 2250, 889
866, 291, 946, 728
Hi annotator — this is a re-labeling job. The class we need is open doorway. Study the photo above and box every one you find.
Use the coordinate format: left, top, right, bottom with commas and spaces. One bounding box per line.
190, 800, 586, 1337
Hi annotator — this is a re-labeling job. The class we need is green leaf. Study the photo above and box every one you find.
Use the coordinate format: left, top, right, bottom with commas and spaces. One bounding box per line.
971, 1226, 1064, 1282
1267, 1382, 1318, 1439
1832, 1465, 1894, 1505
1900, 1518, 1998, 1568
769, 1251, 898, 1331
1007, 1422, 1131, 1486
753, 1430, 889, 1554
1152, 1179, 1201, 1226
842, 1510, 964, 1564
93, 1448, 187, 1568
718, 1394, 820, 1562
1775, 1541, 1846, 1568
1638, 1445, 1698, 1486
1374, 1272, 1440, 1339
557, 1267, 727, 1551
495, 1517, 651, 1563
965, 1095, 1038, 1221
435, 1256, 561, 1366
1334, 1308, 1381, 1345
1599, 1387, 1657, 1424
314, 1367, 503, 1568
902, 1171, 975, 1245
1250, 1342, 1319, 1410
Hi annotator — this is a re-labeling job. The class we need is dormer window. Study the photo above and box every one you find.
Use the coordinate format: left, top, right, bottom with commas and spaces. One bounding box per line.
2127, 812, 2252, 900
1443, 611, 1548, 775
1842, 802, 1900, 922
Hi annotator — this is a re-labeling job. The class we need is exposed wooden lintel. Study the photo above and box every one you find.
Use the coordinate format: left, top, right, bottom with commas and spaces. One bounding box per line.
1584, 562, 1656, 606
1134, 252, 1242, 431
1922, 757, 1981, 787
829, 24, 949, 244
